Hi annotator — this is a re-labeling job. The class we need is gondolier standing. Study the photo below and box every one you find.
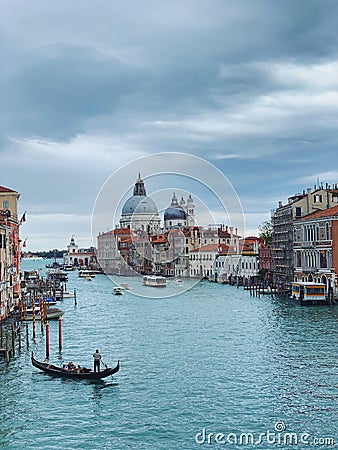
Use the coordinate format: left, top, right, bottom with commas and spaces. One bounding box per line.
93, 349, 102, 372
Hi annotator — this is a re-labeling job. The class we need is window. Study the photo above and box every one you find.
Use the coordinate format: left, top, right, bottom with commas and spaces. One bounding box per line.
314, 194, 322, 203
295, 207, 301, 218
3, 201, 9, 208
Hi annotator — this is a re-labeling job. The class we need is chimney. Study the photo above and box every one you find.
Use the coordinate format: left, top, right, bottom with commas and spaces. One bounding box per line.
278, 201, 282, 207
307, 188, 311, 196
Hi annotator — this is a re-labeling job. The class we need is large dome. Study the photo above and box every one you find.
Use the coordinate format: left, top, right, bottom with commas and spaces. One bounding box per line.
122, 195, 159, 216
164, 206, 186, 221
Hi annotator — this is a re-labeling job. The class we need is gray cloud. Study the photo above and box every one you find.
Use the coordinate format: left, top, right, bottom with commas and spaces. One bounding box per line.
1, 43, 143, 141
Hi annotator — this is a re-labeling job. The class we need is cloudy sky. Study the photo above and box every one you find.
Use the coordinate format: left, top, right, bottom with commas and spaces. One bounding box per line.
2, 0, 338, 250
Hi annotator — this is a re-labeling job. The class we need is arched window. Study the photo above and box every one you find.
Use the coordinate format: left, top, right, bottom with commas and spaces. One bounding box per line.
321, 275, 327, 288
326, 222, 330, 240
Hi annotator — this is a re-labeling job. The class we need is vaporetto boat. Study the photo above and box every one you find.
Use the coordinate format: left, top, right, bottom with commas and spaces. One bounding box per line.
142, 275, 167, 287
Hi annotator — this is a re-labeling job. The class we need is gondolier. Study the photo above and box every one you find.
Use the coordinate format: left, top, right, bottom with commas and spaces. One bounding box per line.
93, 349, 102, 372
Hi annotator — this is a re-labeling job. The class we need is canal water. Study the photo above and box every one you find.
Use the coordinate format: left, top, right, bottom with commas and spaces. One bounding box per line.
1, 259, 337, 449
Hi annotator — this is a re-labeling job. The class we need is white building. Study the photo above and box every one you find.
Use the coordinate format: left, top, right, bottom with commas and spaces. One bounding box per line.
214, 254, 259, 283
63, 236, 96, 268
189, 244, 229, 279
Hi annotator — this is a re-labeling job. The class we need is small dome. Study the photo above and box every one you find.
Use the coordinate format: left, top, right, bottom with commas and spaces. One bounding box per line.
164, 206, 187, 221
121, 195, 159, 216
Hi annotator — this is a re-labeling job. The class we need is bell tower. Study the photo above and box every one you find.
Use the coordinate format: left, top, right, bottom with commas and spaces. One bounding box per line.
186, 194, 195, 227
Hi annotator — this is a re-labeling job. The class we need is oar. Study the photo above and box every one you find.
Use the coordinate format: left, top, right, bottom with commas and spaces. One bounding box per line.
100, 358, 109, 370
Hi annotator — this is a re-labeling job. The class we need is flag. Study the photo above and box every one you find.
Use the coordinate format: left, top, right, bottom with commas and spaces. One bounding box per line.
19, 211, 27, 226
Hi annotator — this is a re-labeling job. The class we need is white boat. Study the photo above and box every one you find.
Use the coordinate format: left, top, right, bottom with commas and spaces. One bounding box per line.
120, 283, 130, 290
113, 287, 124, 295
174, 278, 184, 285
62, 290, 75, 298
78, 270, 96, 278
22, 307, 64, 321
143, 275, 167, 287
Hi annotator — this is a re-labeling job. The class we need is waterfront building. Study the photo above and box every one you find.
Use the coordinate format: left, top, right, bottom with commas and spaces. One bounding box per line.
96, 228, 134, 275
293, 204, 338, 299
214, 237, 259, 284
215, 254, 259, 284
258, 243, 273, 282
189, 244, 229, 279
63, 236, 98, 269
202, 225, 239, 252
149, 233, 169, 275
271, 184, 338, 288
165, 229, 189, 277
0, 186, 21, 321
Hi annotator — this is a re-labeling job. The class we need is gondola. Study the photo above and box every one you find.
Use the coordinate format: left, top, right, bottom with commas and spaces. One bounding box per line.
31, 353, 120, 380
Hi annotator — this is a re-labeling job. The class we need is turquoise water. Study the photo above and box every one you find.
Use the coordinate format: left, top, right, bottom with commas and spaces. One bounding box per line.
1, 259, 337, 449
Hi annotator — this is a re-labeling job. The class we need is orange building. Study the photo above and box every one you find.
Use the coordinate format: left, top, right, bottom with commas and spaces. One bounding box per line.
0, 186, 22, 320
294, 204, 338, 299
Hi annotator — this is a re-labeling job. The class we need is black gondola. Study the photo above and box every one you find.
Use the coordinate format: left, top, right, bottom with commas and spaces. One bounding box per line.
31, 353, 119, 380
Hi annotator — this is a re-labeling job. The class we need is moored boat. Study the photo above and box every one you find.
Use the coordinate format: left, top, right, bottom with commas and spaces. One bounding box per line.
22, 307, 64, 321
31, 353, 119, 380
291, 282, 327, 304
78, 270, 96, 278
62, 290, 75, 298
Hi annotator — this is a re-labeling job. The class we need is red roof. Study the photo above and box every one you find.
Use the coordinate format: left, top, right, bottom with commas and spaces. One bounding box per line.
0, 186, 17, 193
191, 244, 229, 253
299, 205, 338, 220
150, 234, 167, 243
114, 228, 132, 235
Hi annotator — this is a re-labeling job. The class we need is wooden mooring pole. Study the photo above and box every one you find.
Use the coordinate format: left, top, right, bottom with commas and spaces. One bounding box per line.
58, 316, 62, 351
32, 300, 36, 341
18, 326, 21, 350
45, 321, 50, 359
11, 323, 15, 357
26, 323, 29, 349
5, 332, 10, 363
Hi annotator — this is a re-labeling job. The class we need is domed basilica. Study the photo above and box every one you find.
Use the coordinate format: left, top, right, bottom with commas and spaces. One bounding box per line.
119, 174, 161, 233
119, 174, 195, 232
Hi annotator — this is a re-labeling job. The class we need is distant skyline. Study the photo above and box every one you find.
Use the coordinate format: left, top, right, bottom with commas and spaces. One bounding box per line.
2, 1, 338, 250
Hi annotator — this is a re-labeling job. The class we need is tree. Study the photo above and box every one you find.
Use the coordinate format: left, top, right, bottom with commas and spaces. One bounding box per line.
258, 220, 273, 245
